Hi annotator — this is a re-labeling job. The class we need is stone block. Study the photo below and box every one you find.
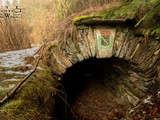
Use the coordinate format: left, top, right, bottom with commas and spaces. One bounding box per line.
114, 29, 127, 57
51, 46, 72, 68
87, 27, 97, 57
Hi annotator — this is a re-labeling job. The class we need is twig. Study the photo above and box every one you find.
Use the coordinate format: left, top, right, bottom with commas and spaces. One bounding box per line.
0, 45, 45, 107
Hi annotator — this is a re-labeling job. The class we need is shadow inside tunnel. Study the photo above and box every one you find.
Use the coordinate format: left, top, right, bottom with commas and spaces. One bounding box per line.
54, 57, 131, 120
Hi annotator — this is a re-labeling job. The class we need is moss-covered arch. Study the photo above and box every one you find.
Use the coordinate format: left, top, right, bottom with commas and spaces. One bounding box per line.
45, 24, 160, 119
46, 24, 160, 103
44, 1, 160, 119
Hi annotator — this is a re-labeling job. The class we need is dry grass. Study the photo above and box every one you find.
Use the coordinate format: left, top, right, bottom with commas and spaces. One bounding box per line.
50, 2, 121, 47
55, 0, 122, 20
0, 19, 31, 52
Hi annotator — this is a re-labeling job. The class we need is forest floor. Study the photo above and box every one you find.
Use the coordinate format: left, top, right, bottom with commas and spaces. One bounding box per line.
70, 79, 160, 120
71, 79, 130, 120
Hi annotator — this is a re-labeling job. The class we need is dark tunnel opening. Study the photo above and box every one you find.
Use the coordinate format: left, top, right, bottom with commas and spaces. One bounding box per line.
54, 57, 132, 120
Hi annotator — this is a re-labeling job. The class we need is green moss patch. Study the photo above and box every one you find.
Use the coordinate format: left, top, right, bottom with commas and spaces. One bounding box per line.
0, 66, 57, 120
73, 0, 160, 38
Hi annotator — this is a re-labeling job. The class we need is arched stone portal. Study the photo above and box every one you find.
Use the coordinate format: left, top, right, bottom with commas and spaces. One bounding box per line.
46, 25, 160, 119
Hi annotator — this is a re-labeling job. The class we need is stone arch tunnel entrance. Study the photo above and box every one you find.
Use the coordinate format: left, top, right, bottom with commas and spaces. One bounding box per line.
46, 27, 160, 120
54, 57, 132, 120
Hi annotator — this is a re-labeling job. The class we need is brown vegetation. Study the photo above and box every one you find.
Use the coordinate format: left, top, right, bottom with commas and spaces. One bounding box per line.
0, 0, 122, 52
0, 18, 31, 52
53, 2, 121, 46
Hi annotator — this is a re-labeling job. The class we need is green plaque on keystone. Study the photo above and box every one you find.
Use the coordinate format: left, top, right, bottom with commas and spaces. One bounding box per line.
97, 30, 115, 50
96, 29, 116, 58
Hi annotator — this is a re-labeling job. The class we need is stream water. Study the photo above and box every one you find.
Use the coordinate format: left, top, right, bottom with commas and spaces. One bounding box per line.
0, 47, 39, 68
0, 47, 39, 92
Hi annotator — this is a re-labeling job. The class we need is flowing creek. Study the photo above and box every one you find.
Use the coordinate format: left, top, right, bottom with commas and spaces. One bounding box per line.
0, 47, 39, 93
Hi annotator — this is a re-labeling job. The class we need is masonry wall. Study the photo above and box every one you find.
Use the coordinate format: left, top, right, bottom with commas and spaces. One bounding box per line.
46, 25, 160, 105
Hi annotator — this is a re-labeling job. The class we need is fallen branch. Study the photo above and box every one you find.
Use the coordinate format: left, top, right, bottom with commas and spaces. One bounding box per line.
0, 45, 45, 107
